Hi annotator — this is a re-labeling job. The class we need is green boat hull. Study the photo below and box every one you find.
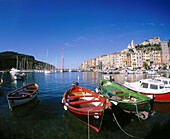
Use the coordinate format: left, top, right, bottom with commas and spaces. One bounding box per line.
97, 80, 151, 113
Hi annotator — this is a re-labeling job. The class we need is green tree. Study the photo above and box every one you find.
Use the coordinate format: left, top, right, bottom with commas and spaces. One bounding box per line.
168, 39, 170, 47
163, 64, 167, 70
143, 62, 149, 69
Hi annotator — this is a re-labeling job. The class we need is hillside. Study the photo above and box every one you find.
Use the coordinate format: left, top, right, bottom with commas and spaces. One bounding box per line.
0, 51, 55, 70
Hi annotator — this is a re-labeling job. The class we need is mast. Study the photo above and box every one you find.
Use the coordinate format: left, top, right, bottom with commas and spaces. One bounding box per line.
62, 48, 64, 71
45, 49, 48, 70
56, 57, 57, 70
16, 55, 18, 69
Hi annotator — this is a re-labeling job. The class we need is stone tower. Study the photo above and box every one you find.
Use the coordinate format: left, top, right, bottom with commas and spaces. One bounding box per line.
131, 40, 135, 48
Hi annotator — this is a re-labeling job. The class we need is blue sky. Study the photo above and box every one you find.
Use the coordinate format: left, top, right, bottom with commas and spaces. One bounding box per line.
0, 0, 170, 68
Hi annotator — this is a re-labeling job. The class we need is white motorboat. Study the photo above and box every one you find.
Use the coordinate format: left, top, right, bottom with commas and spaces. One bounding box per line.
44, 70, 51, 74
154, 77, 170, 88
123, 79, 170, 102
10, 68, 21, 74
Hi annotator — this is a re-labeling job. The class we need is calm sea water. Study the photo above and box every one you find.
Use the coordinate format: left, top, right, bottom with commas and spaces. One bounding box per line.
0, 72, 170, 139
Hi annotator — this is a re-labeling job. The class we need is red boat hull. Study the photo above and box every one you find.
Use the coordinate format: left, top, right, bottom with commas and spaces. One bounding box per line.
140, 92, 170, 102
63, 86, 111, 132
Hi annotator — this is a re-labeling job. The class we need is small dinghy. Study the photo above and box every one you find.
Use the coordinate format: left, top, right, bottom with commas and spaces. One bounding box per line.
14, 73, 26, 80
62, 81, 111, 132
7, 83, 39, 109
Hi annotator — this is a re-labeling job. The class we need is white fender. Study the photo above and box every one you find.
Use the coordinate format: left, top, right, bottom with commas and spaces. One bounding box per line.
64, 105, 67, 111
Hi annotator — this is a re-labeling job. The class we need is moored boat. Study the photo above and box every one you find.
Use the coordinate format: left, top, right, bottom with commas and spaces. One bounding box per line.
0, 78, 3, 85
62, 82, 111, 132
44, 70, 51, 74
123, 79, 170, 102
154, 77, 170, 88
14, 73, 26, 80
97, 80, 151, 120
10, 67, 21, 74
0, 73, 3, 85
7, 83, 39, 109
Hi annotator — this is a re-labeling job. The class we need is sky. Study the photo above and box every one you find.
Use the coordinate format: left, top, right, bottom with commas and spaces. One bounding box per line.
0, 0, 170, 69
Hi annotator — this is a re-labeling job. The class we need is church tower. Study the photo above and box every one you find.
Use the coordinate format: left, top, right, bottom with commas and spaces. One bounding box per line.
131, 40, 135, 48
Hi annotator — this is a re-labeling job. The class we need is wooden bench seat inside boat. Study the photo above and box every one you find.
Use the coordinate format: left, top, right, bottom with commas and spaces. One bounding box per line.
23, 89, 36, 92
69, 100, 101, 105
78, 106, 103, 111
67, 95, 93, 99
69, 91, 91, 96
18, 92, 32, 95
78, 103, 96, 108
112, 89, 123, 94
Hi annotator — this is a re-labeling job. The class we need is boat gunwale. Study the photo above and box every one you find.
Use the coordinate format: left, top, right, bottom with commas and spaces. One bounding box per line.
63, 86, 110, 115
98, 80, 150, 103
7, 83, 39, 99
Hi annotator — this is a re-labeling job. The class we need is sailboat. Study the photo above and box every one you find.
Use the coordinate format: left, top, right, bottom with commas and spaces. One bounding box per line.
10, 55, 21, 74
44, 50, 51, 74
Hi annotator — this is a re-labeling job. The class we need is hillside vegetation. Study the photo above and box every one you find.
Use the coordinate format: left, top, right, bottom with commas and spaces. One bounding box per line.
0, 51, 55, 70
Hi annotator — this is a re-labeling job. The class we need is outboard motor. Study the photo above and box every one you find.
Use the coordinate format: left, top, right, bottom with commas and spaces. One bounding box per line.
72, 81, 79, 87
110, 76, 114, 82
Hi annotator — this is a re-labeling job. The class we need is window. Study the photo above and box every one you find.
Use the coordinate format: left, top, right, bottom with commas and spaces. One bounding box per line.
150, 84, 158, 89
141, 83, 148, 88
163, 81, 168, 84
160, 86, 164, 89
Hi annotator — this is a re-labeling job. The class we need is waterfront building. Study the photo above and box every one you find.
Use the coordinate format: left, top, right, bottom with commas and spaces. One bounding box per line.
131, 53, 137, 68
136, 50, 142, 68
122, 52, 127, 68
144, 51, 150, 66
91, 58, 96, 69
80, 37, 169, 71
152, 51, 162, 67
101, 55, 108, 70
161, 41, 169, 65
126, 53, 131, 67
114, 53, 120, 68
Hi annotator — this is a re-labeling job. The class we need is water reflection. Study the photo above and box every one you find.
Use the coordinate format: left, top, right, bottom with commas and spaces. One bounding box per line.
11, 96, 40, 119
0, 71, 169, 139
152, 102, 170, 114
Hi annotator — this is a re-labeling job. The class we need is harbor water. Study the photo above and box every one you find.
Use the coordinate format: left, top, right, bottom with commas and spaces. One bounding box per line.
0, 72, 170, 139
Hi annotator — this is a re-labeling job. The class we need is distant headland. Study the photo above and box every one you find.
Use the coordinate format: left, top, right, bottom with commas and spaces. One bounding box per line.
0, 51, 55, 71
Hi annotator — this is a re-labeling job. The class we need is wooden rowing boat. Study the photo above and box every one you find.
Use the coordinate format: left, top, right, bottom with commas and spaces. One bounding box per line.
0, 78, 3, 85
0, 73, 3, 85
62, 82, 111, 132
97, 80, 151, 120
7, 83, 39, 109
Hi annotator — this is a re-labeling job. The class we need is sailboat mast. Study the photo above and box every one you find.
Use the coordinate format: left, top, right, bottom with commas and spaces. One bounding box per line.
45, 50, 48, 70
16, 55, 18, 69
62, 48, 64, 70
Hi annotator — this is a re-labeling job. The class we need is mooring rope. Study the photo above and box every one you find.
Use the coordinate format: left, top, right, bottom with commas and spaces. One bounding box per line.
98, 97, 107, 132
109, 107, 144, 139
134, 102, 142, 123
88, 110, 90, 139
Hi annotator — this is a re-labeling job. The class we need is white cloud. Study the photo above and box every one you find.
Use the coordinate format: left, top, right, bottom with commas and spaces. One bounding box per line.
64, 43, 78, 47
73, 36, 87, 42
